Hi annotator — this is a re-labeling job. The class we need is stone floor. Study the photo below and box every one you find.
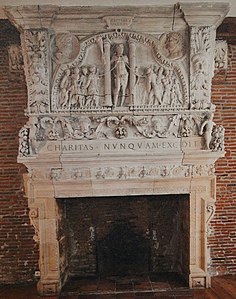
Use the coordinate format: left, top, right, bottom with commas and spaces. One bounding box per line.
0, 275, 236, 298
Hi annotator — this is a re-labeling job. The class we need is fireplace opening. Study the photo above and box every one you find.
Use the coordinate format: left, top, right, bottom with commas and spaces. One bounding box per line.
57, 194, 190, 293
97, 220, 150, 276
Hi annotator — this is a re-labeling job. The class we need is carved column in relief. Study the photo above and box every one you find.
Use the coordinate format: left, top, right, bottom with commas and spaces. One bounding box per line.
21, 29, 50, 114
103, 38, 112, 106
190, 27, 216, 110
129, 38, 136, 106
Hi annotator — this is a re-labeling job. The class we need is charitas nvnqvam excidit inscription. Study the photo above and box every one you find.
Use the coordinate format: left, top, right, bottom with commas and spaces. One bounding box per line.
44, 138, 201, 156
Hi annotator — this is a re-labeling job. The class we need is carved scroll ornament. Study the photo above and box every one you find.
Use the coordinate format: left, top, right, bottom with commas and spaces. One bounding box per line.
29, 208, 39, 243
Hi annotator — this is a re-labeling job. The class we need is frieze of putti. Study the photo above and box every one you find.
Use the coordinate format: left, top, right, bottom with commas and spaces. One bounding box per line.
21, 30, 50, 114
48, 163, 215, 182
18, 111, 225, 157
51, 30, 188, 113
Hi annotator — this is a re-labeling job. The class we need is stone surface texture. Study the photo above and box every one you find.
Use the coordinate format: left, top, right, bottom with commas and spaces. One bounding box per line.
3, 2, 229, 295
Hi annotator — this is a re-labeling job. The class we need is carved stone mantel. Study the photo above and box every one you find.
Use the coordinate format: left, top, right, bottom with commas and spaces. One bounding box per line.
4, 2, 229, 296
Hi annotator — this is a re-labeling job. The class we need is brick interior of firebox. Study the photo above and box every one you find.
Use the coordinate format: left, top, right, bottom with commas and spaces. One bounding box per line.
58, 195, 190, 294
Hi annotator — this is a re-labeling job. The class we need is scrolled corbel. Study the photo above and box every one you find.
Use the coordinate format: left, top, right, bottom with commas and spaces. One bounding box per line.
29, 208, 40, 243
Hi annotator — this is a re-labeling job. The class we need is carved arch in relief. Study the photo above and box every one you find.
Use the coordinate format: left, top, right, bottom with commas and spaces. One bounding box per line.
51, 31, 189, 112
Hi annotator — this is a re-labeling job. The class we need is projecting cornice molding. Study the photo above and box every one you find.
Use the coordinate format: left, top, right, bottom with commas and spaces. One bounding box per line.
4, 2, 230, 32
179, 2, 230, 27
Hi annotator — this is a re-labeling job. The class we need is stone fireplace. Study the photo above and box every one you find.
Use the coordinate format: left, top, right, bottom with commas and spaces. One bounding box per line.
4, 1, 229, 296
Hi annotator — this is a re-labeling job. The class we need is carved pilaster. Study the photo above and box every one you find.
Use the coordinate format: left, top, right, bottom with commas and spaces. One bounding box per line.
190, 27, 216, 110
21, 29, 50, 114
103, 38, 112, 106
129, 38, 136, 106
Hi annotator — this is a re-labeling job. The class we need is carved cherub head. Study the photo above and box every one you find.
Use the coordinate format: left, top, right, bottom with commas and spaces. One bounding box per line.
88, 65, 96, 74
81, 66, 88, 75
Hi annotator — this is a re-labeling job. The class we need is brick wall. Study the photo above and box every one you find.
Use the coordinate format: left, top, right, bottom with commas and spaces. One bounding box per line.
0, 20, 38, 284
209, 37, 236, 275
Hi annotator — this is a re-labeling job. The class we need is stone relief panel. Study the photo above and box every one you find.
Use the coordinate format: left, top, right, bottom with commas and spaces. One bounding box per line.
21, 30, 50, 114
18, 28, 225, 160
51, 31, 188, 113
190, 27, 216, 110
215, 40, 228, 72
8, 44, 23, 71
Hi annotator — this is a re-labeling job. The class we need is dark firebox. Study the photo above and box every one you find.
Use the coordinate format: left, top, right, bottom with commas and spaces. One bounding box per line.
57, 194, 189, 283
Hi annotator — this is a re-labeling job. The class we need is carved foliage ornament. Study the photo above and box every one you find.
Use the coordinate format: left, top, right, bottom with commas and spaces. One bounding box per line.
21, 30, 50, 114
190, 27, 215, 110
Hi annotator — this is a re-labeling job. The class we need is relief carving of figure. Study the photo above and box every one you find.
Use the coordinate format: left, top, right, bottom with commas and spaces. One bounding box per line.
8, 44, 23, 70
59, 69, 71, 109
78, 66, 88, 107
111, 43, 129, 107
163, 32, 185, 60
145, 66, 161, 106
170, 77, 182, 107
85, 66, 99, 107
161, 69, 172, 106
70, 68, 81, 109
199, 112, 216, 150
28, 117, 40, 154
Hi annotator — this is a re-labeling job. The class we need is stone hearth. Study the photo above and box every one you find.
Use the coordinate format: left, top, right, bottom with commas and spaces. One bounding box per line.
3, 1, 229, 296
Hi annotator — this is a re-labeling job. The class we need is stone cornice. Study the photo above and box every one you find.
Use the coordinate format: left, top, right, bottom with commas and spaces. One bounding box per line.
179, 2, 230, 27
4, 2, 230, 32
